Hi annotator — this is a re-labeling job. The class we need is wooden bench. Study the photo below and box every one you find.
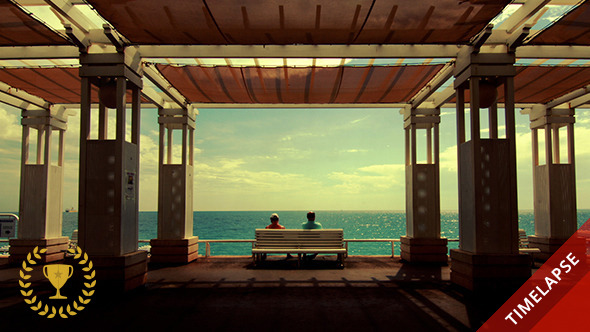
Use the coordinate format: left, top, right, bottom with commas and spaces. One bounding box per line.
519, 229, 541, 254
68, 229, 78, 249
252, 229, 347, 267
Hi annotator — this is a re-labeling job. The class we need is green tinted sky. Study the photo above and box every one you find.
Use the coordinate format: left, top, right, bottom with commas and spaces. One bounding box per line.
2, 3, 589, 212
1, 104, 589, 211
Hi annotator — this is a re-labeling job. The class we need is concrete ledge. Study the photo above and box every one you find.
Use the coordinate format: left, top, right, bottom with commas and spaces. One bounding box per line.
151, 243, 198, 255
400, 237, 448, 246
450, 249, 531, 292
8, 237, 69, 264
79, 250, 148, 292
150, 236, 199, 247
401, 252, 448, 263
400, 243, 448, 254
150, 236, 199, 264
9, 237, 69, 246
449, 248, 529, 265
150, 252, 200, 264
528, 235, 567, 261
400, 236, 448, 264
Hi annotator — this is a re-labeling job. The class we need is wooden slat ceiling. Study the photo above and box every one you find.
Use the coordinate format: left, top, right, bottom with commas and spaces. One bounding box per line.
86, 0, 509, 45
529, 1, 590, 46
2, 65, 589, 106
0, 0, 70, 46
0, 67, 149, 104
450, 66, 590, 104
156, 64, 444, 104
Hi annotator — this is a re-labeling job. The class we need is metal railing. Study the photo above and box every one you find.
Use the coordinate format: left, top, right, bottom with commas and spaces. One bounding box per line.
198, 239, 255, 257
194, 238, 460, 258
344, 239, 398, 257
3, 235, 460, 257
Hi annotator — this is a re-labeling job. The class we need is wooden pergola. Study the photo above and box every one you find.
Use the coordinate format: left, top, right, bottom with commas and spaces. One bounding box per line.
1, 0, 588, 292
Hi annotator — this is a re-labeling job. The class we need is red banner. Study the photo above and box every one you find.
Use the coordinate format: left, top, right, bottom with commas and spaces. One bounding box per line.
479, 219, 590, 331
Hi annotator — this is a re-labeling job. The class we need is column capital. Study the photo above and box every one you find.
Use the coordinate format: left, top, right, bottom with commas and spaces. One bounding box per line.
158, 108, 196, 130
526, 105, 575, 129
79, 49, 143, 89
20, 107, 73, 131
402, 107, 440, 130
454, 48, 516, 89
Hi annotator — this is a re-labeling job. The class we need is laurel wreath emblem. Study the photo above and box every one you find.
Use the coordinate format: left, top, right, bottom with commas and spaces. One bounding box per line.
19, 246, 96, 318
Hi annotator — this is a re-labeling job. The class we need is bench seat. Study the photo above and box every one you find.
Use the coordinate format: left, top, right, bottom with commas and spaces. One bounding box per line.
518, 229, 541, 254
253, 229, 346, 267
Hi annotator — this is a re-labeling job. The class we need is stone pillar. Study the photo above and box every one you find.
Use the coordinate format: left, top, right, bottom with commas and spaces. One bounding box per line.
9, 109, 70, 264
400, 107, 447, 264
77, 49, 147, 291
527, 106, 577, 260
450, 49, 531, 292
150, 107, 199, 264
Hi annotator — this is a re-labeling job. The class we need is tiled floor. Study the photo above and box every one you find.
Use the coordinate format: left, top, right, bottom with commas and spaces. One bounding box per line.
0, 255, 519, 331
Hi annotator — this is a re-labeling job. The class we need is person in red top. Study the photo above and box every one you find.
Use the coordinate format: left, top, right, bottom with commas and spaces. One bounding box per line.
264, 213, 292, 259
265, 213, 285, 229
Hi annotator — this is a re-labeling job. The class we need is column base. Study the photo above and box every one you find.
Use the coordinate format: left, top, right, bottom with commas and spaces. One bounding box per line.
150, 236, 199, 264
528, 235, 567, 261
450, 249, 531, 293
8, 237, 69, 265
79, 251, 148, 293
400, 236, 448, 264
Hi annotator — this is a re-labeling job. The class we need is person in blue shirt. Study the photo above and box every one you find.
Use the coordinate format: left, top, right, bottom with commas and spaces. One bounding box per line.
301, 211, 322, 229
301, 211, 322, 260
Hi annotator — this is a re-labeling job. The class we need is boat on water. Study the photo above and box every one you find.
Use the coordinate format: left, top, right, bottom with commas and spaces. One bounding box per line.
65, 207, 77, 213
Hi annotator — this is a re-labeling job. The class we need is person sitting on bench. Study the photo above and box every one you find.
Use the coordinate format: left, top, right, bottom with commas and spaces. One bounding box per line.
266, 213, 285, 229
301, 211, 322, 260
265, 213, 292, 259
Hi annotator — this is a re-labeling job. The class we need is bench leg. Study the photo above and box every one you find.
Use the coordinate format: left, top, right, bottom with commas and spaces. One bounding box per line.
297, 253, 301, 268
337, 253, 345, 268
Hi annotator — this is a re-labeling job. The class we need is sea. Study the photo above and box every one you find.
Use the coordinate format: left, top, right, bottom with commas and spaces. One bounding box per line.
49, 210, 589, 256
4, 211, 589, 256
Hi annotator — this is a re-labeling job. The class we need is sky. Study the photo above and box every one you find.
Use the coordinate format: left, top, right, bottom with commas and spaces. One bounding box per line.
1, 103, 589, 212
0, 3, 588, 212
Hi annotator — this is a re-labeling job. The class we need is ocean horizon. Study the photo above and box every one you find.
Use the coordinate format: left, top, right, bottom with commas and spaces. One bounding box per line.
4, 210, 589, 256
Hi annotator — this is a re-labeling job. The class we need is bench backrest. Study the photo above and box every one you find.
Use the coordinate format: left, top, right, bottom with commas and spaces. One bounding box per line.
255, 229, 344, 249
518, 229, 529, 248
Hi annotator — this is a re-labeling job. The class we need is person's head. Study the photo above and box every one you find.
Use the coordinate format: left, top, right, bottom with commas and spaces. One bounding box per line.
270, 213, 279, 223
307, 211, 315, 221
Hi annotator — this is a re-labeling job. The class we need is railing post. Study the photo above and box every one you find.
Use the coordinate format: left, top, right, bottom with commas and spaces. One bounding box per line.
345, 241, 349, 255
391, 241, 395, 258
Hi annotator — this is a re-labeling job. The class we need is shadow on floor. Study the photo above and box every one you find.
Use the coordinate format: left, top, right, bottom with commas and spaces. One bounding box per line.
247, 255, 344, 270
0, 257, 515, 331
1, 282, 475, 332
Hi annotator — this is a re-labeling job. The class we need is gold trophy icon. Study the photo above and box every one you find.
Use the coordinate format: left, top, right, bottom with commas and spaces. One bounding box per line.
43, 264, 73, 299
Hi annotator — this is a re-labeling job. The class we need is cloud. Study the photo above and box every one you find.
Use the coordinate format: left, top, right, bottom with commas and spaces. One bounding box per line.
440, 145, 458, 172
573, 126, 590, 157
280, 132, 319, 142
350, 116, 369, 125
0, 107, 22, 142
193, 158, 316, 195
359, 164, 404, 175
340, 149, 367, 154
328, 164, 405, 194
490, 4, 520, 28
